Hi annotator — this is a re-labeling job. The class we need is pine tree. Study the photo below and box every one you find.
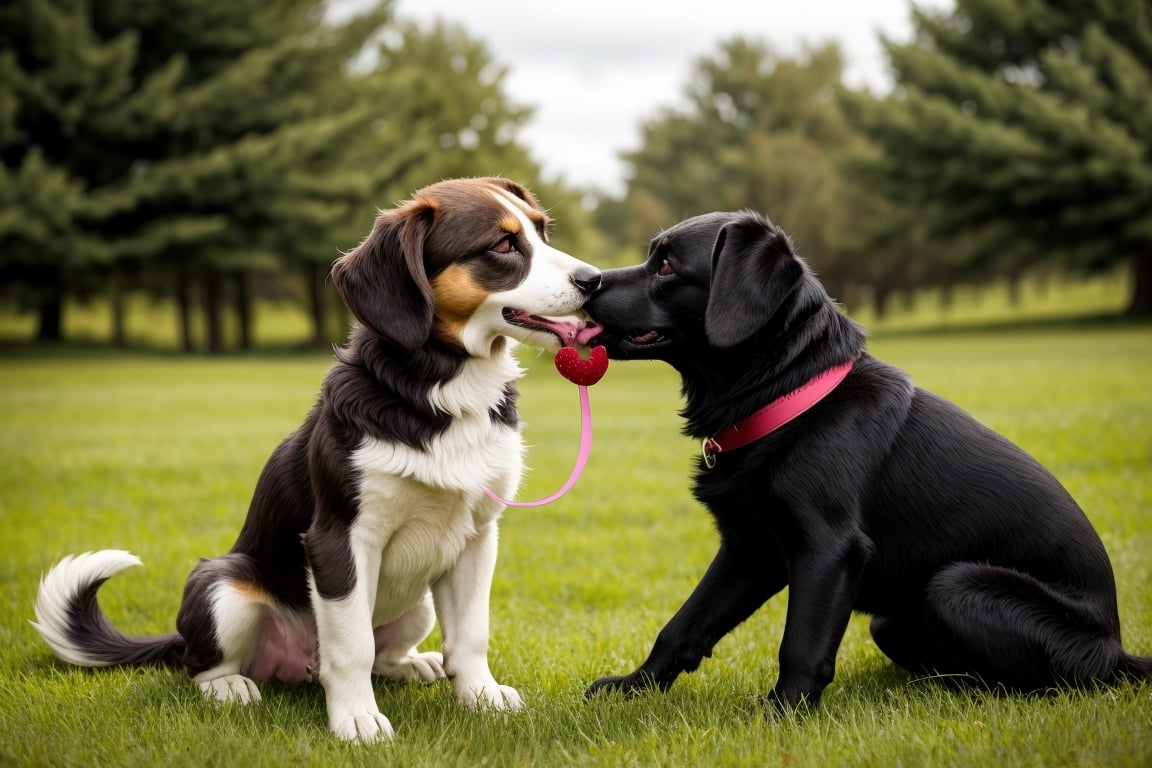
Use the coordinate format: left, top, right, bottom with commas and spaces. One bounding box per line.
360, 19, 541, 193
0, 1, 567, 348
0, 0, 392, 348
0, 0, 128, 340
613, 39, 885, 305
843, 0, 1152, 316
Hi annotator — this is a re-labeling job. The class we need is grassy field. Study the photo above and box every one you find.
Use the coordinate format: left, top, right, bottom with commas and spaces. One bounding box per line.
1, 324, 1150, 767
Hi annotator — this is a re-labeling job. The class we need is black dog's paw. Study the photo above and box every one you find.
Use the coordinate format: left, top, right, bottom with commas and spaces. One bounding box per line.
584, 673, 653, 700
762, 687, 821, 717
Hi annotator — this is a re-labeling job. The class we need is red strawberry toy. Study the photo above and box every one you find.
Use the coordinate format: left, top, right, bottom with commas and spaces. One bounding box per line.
485, 340, 606, 507
554, 345, 609, 386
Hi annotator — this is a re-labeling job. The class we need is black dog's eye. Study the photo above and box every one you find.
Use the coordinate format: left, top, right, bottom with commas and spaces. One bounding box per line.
492, 236, 519, 255
657, 259, 674, 277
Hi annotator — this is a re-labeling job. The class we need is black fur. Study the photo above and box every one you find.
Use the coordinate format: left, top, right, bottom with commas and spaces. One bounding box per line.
64, 578, 184, 667
583, 210, 1151, 708
44, 178, 539, 677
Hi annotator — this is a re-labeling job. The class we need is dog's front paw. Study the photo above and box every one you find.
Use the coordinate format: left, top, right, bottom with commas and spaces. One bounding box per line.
331, 710, 395, 743
197, 674, 262, 705
373, 651, 445, 684
584, 672, 655, 699
457, 680, 524, 711
765, 686, 821, 714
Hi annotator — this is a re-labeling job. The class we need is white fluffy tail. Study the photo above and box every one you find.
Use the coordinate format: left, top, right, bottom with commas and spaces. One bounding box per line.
32, 550, 184, 668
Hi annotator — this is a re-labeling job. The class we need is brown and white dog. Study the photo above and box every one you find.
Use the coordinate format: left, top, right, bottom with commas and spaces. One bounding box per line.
32, 177, 601, 743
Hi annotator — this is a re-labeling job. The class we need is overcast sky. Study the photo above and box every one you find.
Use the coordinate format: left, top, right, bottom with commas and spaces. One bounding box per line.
344, 0, 951, 195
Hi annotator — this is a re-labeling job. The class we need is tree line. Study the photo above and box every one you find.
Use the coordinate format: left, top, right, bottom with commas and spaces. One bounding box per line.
2, 0, 1148, 352
600, 0, 1151, 319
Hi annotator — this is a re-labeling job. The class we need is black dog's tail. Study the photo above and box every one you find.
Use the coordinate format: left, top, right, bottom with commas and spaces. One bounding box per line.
1117, 652, 1152, 681
32, 551, 185, 668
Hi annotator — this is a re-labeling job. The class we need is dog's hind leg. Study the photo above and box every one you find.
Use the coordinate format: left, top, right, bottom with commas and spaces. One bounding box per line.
177, 557, 271, 705
922, 561, 1126, 690
869, 613, 971, 682
372, 591, 445, 683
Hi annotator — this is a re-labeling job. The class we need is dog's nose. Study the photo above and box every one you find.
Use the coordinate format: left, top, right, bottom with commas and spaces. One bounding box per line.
572, 266, 602, 296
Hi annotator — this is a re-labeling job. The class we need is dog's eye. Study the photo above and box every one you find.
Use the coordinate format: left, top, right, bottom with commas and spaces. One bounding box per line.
492, 237, 518, 255
657, 259, 674, 277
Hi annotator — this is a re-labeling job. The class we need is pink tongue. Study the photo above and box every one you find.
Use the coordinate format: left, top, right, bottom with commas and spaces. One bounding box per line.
531, 316, 601, 347
508, 310, 602, 347
575, 322, 603, 347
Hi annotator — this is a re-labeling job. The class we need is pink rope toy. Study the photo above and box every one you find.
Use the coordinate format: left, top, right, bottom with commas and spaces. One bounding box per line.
483, 346, 608, 507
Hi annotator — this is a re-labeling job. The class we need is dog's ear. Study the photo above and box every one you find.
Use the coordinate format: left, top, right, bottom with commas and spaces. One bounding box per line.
704, 212, 805, 349
331, 199, 436, 353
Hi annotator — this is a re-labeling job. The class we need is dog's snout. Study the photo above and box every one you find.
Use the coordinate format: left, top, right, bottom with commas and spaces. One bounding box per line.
572, 266, 602, 296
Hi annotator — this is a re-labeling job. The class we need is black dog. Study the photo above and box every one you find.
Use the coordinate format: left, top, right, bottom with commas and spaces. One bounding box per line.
582, 210, 1150, 709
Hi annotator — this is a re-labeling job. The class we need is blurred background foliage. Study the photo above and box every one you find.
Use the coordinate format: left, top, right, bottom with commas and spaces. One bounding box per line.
1, 0, 1149, 352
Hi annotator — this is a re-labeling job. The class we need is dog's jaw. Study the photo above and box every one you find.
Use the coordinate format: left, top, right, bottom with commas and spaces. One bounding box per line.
580, 324, 676, 361
619, 329, 673, 357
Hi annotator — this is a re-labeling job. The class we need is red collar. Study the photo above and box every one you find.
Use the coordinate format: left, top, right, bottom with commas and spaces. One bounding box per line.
701, 359, 855, 468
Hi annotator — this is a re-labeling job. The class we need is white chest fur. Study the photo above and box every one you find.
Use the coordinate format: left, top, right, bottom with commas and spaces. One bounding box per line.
348, 353, 524, 623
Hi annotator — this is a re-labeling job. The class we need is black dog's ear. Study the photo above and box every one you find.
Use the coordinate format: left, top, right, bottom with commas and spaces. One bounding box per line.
331, 199, 436, 353
704, 212, 805, 349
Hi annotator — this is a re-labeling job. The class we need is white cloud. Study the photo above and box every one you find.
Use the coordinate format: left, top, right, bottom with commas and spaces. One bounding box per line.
336, 0, 952, 194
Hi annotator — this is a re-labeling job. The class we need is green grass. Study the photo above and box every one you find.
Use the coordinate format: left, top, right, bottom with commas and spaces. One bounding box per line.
1, 325, 1150, 767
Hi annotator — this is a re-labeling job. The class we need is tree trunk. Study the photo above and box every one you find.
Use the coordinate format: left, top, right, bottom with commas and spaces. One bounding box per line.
110, 278, 127, 347
234, 272, 252, 351
203, 271, 225, 354
176, 270, 195, 353
1006, 273, 1022, 307
33, 266, 64, 342
872, 286, 891, 321
36, 293, 63, 342
307, 263, 327, 347
1127, 247, 1152, 318
902, 289, 916, 311
939, 283, 954, 310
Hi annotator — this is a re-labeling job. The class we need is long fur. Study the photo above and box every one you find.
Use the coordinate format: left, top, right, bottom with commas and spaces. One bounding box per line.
583, 210, 1151, 709
33, 551, 184, 667
32, 177, 601, 743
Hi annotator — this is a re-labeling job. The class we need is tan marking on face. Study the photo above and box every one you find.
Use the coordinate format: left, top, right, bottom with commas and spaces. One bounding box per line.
431, 263, 490, 345
500, 215, 522, 234
492, 187, 550, 241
